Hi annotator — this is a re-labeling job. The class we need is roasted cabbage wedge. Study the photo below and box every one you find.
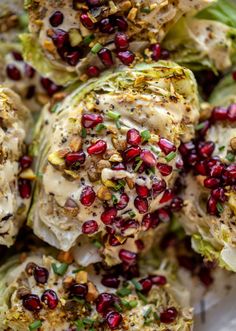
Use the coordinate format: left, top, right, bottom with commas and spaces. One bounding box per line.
0, 87, 33, 247
29, 62, 200, 262
0, 249, 193, 331
178, 74, 236, 271
163, 0, 236, 72
22, 0, 213, 85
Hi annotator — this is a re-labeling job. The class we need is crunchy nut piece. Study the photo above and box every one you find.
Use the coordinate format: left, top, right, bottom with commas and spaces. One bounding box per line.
126, 177, 134, 189
25, 262, 37, 275
97, 160, 111, 172
196, 175, 205, 187
97, 186, 112, 201
88, 169, 100, 182
69, 136, 82, 152
200, 103, 212, 120
69, 28, 82, 47
119, 0, 132, 11
16, 287, 30, 299
63, 276, 75, 290
64, 169, 80, 180
36, 93, 50, 105
75, 270, 88, 284
19, 253, 28, 263
57, 148, 70, 158
102, 179, 116, 188
109, 1, 118, 14
52, 92, 67, 103
43, 40, 55, 53
230, 137, 236, 151
48, 151, 65, 168
127, 7, 138, 21
111, 137, 127, 151
86, 281, 99, 302
19, 169, 36, 181
47, 28, 55, 38
57, 250, 74, 264
64, 198, 79, 217
103, 149, 118, 160
109, 153, 122, 162
115, 234, 127, 244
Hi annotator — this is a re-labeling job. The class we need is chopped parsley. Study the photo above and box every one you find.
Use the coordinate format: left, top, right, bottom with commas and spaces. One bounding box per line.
114, 302, 123, 312
107, 111, 121, 121
141, 130, 151, 142
137, 291, 148, 304
83, 34, 95, 45
91, 43, 102, 54
195, 122, 205, 130
81, 128, 87, 138
92, 239, 102, 249
131, 278, 142, 291
52, 262, 68, 276
96, 123, 107, 132
165, 151, 176, 162
128, 210, 136, 218
226, 152, 235, 162
117, 287, 132, 297
112, 194, 118, 204
29, 320, 42, 331
218, 145, 225, 151
134, 159, 143, 172
216, 202, 224, 213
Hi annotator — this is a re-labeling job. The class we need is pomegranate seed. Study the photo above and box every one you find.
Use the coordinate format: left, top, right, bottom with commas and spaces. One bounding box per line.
150, 43, 161, 61
140, 149, 156, 167
82, 113, 103, 128
155, 208, 171, 222
186, 152, 198, 165
20, 155, 33, 169
98, 48, 113, 67
160, 307, 178, 324
176, 157, 184, 169
82, 220, 98, 234
109, 235, 122, 246
87, 65, 100, 77
160, 189, 174, 204
210, 163, 224, 177
228, 104, 236, 121
41, 289, 58, 309
197, 141, 215, 158
170, 197, 183, 212
121, 219, 139, 236
65, 50, 81, 66
158, 138, 176, 155
40, 77, 61, 96
197, 120, 211, 137
123, 146, 141, 162
86, 0, 102, 7
117, 50, 135, 65
204, 177, 220, 189
207, 196, 217, 215
116, 193, 129, 210
106, 311, 122, 329
33, 266, 49, 284
51, 29, 69, 48
126, 128, 141, 146
80, 13, 95, 29
6, 64, 21, 80
198, 267, 214, 287
195, 161, 207, 175
140, 278, 152, 294
142, 213, 152, 231
22, 294, 42, 311
87, 140, 107, 155
135, 239, 144, 251
70, 283, 88, 297
26, 85, 35, 99
102, 275, 120, 288
112, 162, 126, 170
96, 293, 114, 313
135, 184, 149, 198
115, 16, 128, 31
157, 163, 172, 176
211, 188, 226, 202
24, 64, 35, 78
12, 51, 23, 61
66, 151, 86, 166
211, 107, 228, 121
99, 17, 115, 34
233, 71, 236, 81
134, 196, 148, 214
152, 179, 166, 197
178, 255, 195, 271
80, 186, 96, 206
150, 275, 167, 286
119, 249, 137, 265
49, 11, 64, 27
223, 164, 236, 184
160, 49, 170, 59
101, 207, 117, 225
18, 179, 31, 199
179, 141, 195, 156
114, 32, 129, 50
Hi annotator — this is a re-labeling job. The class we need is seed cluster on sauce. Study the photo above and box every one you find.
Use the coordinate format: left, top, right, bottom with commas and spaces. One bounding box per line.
18, 257, 181, 330
179, 103, 236, 216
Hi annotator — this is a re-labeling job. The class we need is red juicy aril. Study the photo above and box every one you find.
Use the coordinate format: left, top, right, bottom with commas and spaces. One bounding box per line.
115, 16, 128, 31
158, 138, 176, 155
98, 48, 114, 67
207, 196, 217, 215
142, 213, 152, 231
40, 77, 61, 96
70, 283, 88, 297
115, 32, 129, 50
170, 197, 183, 212
211, 188, 226, 202
80, 13, 95, 29
179, 141, 195, 156
152, 179, 166, 197
139, 278, 152, 293
20, 155, 32, 169
12, 51, 23, 61
121, 219, 139, 235
106, 311, 122, 329
150, 43, 161, 61
18, 179, 31, 199
6, 64, 21, 80
197, 141, 215, 158
51, 29, 69, 49
134, 196, 148, 214
160, 307, 178, 324
99, 17, 115, 34
119, 249, 137, 265
204, 177, 220, 189
49, 10, 64, 27
140, 149, 156, 167
195, 161, 207, 175
211, 107, 228, 121
33, 266, 49, 284
155, 208, 171, 222
156, 163, 172, 176
65, 151, 85, 166
101, 275, 120, 288
210, 163, 224, 177
24, 64, 35, 78
160, 189, 174, 204
123, 146, 141, 162
150, 275, 167, 286
96, 293, 114, 313
87, 140, 107, 155
116, 193, 129, 210
22, 294, 42, 311
41, 289, 58, 309
117, 50, 135, 66
135, 184, 149, 198
80, 186, 96, 206
101, 207, 117, 225
82, 220, 98, 234
228, 104, 236, 121
126, 129, 141, 146
65, 50, 81, 66
87, 65, 100, 77
82, 113, 103, 128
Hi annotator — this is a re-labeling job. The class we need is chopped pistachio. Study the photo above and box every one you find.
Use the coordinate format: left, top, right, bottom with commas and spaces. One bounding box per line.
69, 28, 82, 47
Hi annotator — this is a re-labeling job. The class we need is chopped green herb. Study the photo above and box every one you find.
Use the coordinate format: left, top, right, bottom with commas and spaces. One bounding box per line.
81, 128, 87, 138
195, 122, 205, 130
217, 202, 224, 213
141, 130, 151, 142
93, 239, 102, 249
96, 123, 107, 132
134, 160, 143, 172
114, 302, 123, 312
91, 43, 102, 54
150, 146, 160, 155
51, 103, 60, 113
83, 34, 95, 45
131, 278, 142, 291
83, 318, 94, 325
112, 194, 118, 204
165, 151, 176, 162
219, 145, 225, 151
137, 291, 148, 304
128, 300, 138, 308
143, 307, 152, 318
75, 319, 84, 330
29, 320, 42, 331
153, 312, 159, 321
226, 152, 235, 162
141, 7, 151, 13
128, 210, 136, 218
114, 179, 126, 191
52, 262, 68, 276
147, 167, 155, 175
116, 119, 121, 129
117, 287, 132, 297
72, 267, 84, 274
107, 111, 121, 120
